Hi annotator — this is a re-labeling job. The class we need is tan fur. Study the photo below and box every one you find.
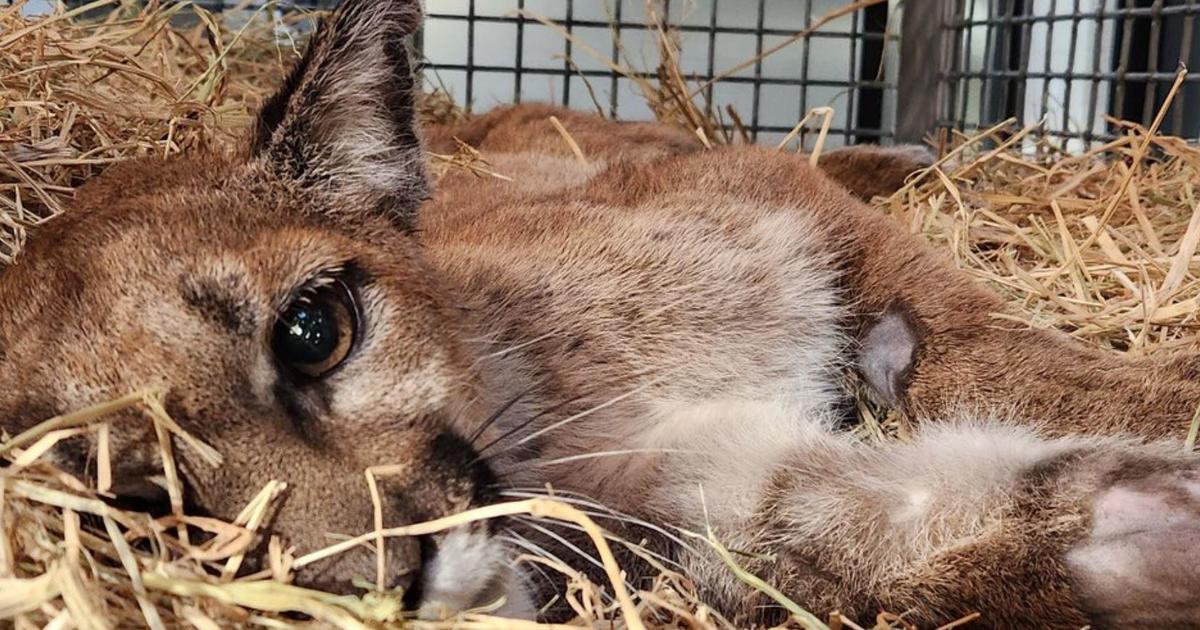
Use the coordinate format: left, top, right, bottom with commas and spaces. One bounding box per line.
2, 1, 1200, 626
428, 105, 1200, 441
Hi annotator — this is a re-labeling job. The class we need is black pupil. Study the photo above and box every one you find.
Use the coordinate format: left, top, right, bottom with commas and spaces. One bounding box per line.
274, 302, 339, 365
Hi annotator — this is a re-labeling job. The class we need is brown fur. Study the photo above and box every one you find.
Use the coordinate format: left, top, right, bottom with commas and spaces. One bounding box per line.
2, 1, 1200, 626
428, 105, 1200, 441
424, 102, 931, 203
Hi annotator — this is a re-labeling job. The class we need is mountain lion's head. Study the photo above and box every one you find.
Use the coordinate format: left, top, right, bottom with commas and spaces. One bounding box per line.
0, 0, 528, 615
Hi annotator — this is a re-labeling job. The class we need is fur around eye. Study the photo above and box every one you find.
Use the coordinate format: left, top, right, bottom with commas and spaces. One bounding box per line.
272, 279, 358, 378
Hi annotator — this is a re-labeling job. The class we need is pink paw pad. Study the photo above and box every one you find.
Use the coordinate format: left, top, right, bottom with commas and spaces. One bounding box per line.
1066, 471, 1200, 626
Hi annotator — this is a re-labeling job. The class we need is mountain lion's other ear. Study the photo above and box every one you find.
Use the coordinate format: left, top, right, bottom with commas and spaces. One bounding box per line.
249, 0, 426, 228
858, 302, 923, 408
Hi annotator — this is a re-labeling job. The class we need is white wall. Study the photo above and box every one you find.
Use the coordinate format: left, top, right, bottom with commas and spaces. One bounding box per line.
952, 0, 1119, 152
1023, 0, 1116, 152
18, 0, 55, 15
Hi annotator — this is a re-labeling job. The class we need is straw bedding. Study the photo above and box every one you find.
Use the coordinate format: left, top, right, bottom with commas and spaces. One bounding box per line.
2, 2, 1200, 629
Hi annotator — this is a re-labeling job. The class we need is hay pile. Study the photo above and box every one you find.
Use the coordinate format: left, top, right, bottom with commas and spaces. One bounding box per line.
0, 0, 291, 263
3, 2, 1200, 629
885, 111, 1200, 355
2, 389, 712, 630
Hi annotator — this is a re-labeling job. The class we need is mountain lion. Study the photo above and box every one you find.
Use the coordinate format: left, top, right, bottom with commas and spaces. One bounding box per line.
3, 1, 1200, 627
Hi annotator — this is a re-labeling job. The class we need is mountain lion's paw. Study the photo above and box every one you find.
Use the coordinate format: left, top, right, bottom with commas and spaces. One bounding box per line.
1067, 468, 1200, 627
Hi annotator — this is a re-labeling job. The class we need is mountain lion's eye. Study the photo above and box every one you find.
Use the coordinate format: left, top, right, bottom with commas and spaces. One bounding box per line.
272, 280, 359, 378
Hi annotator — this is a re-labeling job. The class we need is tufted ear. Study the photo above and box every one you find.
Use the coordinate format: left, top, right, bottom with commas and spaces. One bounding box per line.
249, 0, 427, 228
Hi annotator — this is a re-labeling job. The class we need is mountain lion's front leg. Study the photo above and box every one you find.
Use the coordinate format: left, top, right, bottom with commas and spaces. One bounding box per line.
684, 423, 1200, 628
580, 147, 1200, 440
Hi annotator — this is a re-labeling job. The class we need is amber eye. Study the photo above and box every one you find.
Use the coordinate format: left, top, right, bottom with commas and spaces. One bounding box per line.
272, 281, 358, 378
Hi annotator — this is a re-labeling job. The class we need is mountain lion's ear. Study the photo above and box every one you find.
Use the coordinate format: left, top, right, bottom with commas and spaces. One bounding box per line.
858, 302, 923, 409
249, 0, 427, 228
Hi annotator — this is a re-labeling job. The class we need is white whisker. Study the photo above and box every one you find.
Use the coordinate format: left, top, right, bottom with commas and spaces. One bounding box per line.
500, 488, 701, 556
512, 515, 685, 572
470, 331, 559, 365
528, 447, 695, 468
498, 530, 564, 595
511, 375, 667, 448
512, 519, 639, 596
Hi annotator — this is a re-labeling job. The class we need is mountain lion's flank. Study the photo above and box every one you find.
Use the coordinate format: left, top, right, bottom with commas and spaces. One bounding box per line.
2, 1, 1200, 627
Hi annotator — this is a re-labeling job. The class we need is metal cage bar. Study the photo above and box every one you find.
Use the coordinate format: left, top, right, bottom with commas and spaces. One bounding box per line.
49, 0, 1198, 147
419, 0, 899, 146
937, 0, 1200, 147
47, 0, 901, 144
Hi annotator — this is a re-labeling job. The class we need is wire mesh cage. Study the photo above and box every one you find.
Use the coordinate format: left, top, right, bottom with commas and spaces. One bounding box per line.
419, 0, 897, 147
935, 0, 1200, 150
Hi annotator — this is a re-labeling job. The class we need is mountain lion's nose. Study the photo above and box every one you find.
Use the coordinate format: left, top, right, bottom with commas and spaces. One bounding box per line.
105, 476, 173, 518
